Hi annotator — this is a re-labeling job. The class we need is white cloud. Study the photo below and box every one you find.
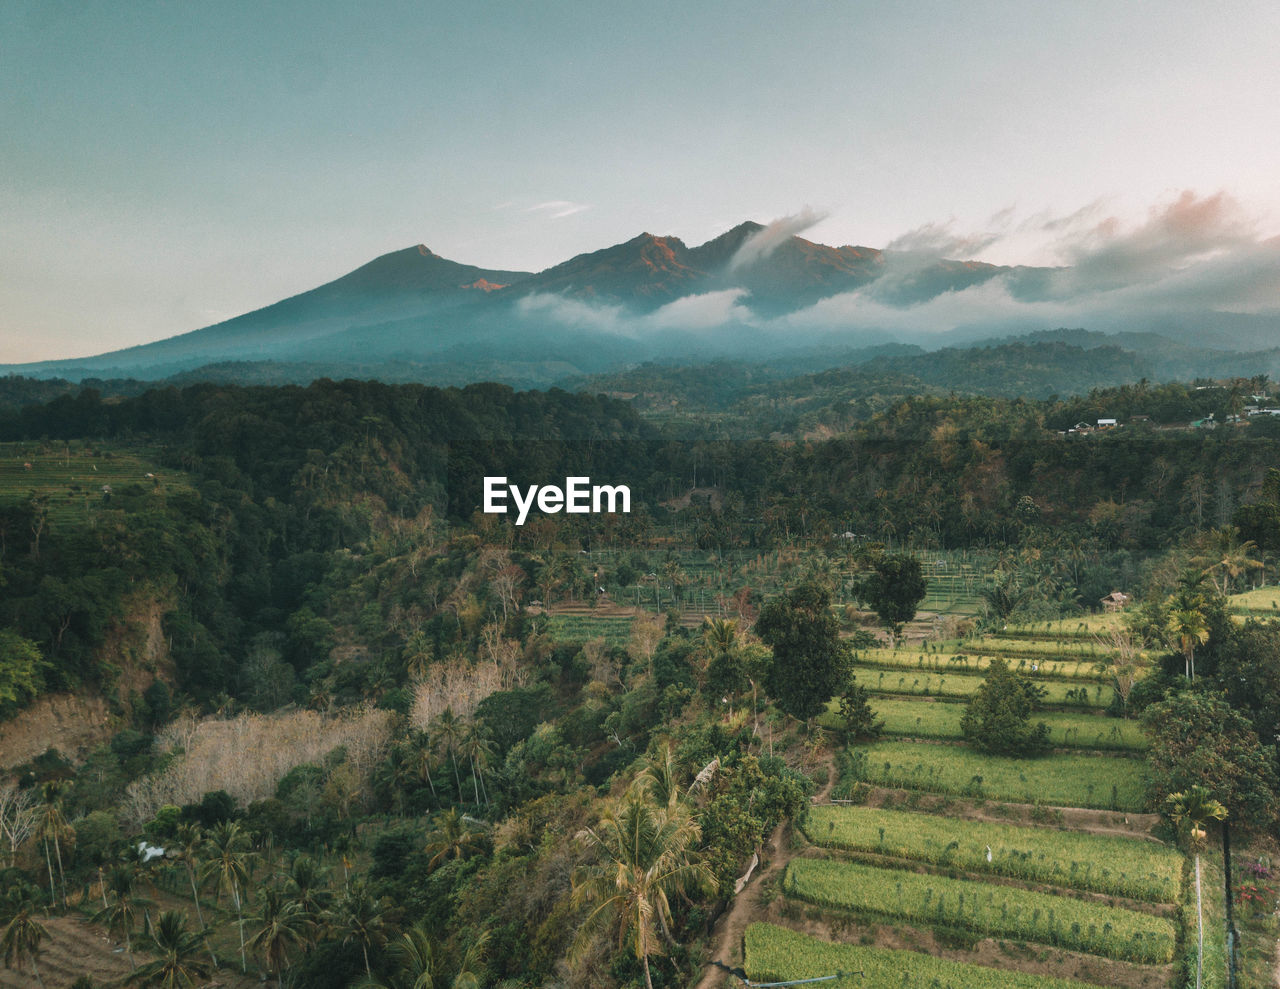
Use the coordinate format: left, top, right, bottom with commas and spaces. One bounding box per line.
729, 208, 828, 269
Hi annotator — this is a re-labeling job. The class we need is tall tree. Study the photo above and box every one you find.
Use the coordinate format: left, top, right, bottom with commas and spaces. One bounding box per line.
200, 821, 253, 973
246, 887, 307, 982
857, 554, 928, 646
1, 888, 48, 989
127, 909, 209, 989
571, 791, 715, 989
756, 582, 850, 723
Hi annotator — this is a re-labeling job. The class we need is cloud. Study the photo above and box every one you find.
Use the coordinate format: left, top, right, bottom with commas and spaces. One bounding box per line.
884, 219, 1003, 258
730, 207, 829, 269
526, 200, 592, 219
644, 289, 755, 331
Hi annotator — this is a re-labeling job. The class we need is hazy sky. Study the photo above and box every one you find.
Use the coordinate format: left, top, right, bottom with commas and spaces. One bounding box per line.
3, 0, 1279, 362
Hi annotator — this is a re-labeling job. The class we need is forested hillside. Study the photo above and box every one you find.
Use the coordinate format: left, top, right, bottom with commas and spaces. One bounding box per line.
2, 377, 1279, 989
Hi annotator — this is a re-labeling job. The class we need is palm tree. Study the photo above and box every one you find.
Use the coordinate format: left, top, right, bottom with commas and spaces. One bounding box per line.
357, 922, 489, 989
1165, 787, 1228, 989
572, 791, 716, 989
1195, 527, 1262, 594
423, 809, 485, 872
409, 731, 438, 800
246, 887, 307, 981
461, 722, 495, 807
200, 821, 254, 973
1170, 607, 1210, 681
335, 880, 386, 977
1, 888, 48, 988
127, 910, 209, 988
284, 855, 331, 943
169, 823, 214, 965
35, 781, 72, 910
431, 708, 465, 797
93, 864, 145, 970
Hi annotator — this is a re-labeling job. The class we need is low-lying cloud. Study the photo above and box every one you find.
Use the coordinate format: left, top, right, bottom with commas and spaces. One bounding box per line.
730, 207, 829, 269
513, 192, 1279, 345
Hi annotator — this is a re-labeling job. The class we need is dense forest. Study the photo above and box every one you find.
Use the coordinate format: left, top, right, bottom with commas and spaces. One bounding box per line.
2, 372, 1279, 989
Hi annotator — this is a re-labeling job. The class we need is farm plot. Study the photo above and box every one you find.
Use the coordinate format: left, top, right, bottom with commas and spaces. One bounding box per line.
1000, 614, 1128, 640
820, 697, 1146, 751
1226, 587, 1280, 617
858, 669, 1115, 709
844, 740, 1148, 811
858, 649, 1103, 681
744, 923, 1098, 989
784, 858, 1176, 963
969, 637, 1115, 660
0, 446, 186, 528
544, 613, 636, 645
804, 805, 1181, 902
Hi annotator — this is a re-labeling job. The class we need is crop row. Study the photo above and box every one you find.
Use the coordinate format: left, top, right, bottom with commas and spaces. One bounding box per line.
804, 804, 1181, 903
969, 637, 1118, 659
841, 740, 1148, 811
857, 669, 1116, 709
858, 649, 1104, 681
745, 924, 1099, 989
784, 858, 1176, 964
820, 697, 1147, 752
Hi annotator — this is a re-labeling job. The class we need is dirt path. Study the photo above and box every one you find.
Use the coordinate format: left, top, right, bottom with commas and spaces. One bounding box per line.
694, 750, 838, 989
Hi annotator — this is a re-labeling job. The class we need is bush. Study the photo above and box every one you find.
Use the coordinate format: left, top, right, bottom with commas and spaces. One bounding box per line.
960, 658, 1049, 755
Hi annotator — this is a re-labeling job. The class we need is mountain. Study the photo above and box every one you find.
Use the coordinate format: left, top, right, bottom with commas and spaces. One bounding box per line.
6, 222, 1279, 385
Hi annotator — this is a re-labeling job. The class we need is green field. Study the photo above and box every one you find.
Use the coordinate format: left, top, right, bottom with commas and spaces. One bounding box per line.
804, 805, 1180, 902
1000, 614, 1128, 640
972, 637, 1117, 659
843, 740, 1148, 811
1225, 587, 1280, 617
784, 858, 1176, 964
544, 613, 636, 644
820, 697, 1146, 751
745, 924, 1098, 989
858, 648, 1104, 681
857, 669, 1115, 709
0, 445, 186, 527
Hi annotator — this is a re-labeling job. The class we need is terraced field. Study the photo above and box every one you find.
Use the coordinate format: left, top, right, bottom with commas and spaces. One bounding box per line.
804, 805, 1180, 902
857, 668, 1115, 709
785, 857, 1176, 963
858, 648, 1104, 680
745, 923, 1101, 989
842, 740, 1147, 811
819, 697, 1147, 751
0, 445, 187, 527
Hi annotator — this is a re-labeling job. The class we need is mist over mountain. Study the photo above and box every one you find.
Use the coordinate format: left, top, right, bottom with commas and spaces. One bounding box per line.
7, 202, 1279, 387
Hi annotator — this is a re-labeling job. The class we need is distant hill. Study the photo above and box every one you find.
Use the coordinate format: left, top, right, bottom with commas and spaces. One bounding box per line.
7, 223, 1280, 385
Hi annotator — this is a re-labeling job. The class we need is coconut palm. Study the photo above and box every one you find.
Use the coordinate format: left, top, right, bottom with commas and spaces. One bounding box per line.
35, 781, 72, 910
571, 790, 716, 989
357, 922, 489, 989
246, 887, 307, 981
1195, 526, 1262, 595
461, 722, 495, 807
335, 879, 386, 977
423, 809, 485, 872
1170, 607, 1210, 681
128, 909, 209, 988
284, 855, 331, 942
93, 864, 146, 970
168, 823, 215, 966
200, 821, 254, 973
431, 708, 465, 797
1165, 787, 1228, 989
1, 888, 48, 988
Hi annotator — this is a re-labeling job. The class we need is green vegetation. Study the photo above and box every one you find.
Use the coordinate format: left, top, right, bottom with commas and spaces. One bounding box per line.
745, 923, 1099, 989
805, 805, 1181, 901
843, 740, 1148, 810
784, 857, 1176, 963
858, 669, 1116, 709
819, 696, 1147, 751
858, 648, 1105, 681
961, 658, 1050, 756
